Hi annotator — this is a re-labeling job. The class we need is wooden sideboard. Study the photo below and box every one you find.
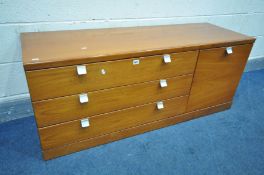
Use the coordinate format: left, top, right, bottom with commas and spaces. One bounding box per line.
21, 23, 255, 160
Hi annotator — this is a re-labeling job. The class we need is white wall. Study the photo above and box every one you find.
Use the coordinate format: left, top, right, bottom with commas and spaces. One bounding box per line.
0, 0, 264, 102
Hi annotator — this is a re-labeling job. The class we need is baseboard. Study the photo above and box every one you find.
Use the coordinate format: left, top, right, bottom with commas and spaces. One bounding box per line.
245, 56, 264, 72
0, 94, 33, 123
0, 57, 263, 124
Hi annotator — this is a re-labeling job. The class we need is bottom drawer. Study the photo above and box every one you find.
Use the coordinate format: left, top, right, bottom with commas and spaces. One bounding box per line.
39, 95, 188, 150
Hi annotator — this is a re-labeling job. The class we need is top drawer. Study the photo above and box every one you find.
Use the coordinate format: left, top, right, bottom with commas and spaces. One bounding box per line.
26, 51, 198, 101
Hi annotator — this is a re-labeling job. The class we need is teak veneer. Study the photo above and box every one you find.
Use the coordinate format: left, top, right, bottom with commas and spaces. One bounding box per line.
26, 51, 198, 101
21, 23, 255, 160
34, 74, 193, 127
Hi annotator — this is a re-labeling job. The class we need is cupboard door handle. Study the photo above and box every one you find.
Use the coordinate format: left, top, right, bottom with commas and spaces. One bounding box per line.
80, 118, 90, 128
163, 54, 171, 63
77, 65, 87, 75
160, 79, 168, 88
79, 93, 89, 104
226, 47, 233, 55
156, 101, 164, 110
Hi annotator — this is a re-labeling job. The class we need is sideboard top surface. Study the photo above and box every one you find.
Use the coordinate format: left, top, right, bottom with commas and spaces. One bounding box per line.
21, 23, 255, 70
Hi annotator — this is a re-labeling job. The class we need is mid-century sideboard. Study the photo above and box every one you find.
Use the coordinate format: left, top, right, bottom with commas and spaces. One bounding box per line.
21, 23, 255, 160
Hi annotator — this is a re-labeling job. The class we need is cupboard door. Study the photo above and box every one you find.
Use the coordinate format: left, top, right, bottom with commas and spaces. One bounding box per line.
187, 44, 253, 111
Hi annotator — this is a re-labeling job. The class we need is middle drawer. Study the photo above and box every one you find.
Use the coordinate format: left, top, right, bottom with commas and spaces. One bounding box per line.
34, 74, 193, 127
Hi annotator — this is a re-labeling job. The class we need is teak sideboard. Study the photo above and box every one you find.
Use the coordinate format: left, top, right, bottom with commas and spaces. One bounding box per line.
21, 23, 255, 160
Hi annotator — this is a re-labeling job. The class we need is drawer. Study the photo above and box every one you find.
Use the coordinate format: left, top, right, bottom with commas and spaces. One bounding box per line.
187, 44, 253, 111
39, 95, 188, 150
26, 51, 198, 101
34, 74, 193, 127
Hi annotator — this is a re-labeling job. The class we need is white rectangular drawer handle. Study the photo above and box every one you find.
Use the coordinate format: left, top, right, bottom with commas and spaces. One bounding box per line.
156, 101, 164, 110
160, 79, 168, 88
77, 65, 87, 75
226, 47, 233, 55
81, 118, 90, 128
163, 54, 171, 63
79, 93, 89, 103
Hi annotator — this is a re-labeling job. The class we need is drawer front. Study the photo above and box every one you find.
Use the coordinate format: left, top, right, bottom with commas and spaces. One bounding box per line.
34, 74, 193, 127
39, 96, 188, 150
26, 51, 198, 101
187, 44, 253, 111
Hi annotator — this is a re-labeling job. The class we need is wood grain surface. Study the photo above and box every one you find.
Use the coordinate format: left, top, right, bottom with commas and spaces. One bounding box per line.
42, 101, 232, 160
39, 95, 188, 150
20, 23, 255, 160
26, 51, 198, 101
34, 74, 193, 127
21, 23, 255, 70
187, 44, 253, 111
